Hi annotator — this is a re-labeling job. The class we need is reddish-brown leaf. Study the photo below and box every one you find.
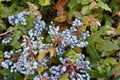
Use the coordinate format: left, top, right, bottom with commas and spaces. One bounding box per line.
54, 15, 67, 22
114, 71, 119, 78
116, 11, 120, 16
55, 0, 70, 22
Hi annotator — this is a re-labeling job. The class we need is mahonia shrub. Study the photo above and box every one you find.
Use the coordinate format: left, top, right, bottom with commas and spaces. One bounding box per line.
0, 4, 91, 80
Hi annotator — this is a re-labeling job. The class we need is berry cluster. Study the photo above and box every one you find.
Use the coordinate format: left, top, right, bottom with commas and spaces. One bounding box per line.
48, 25, 90, 56
1, 11, 91, 80
8, 12, 31, 25
33, 54, 91, 80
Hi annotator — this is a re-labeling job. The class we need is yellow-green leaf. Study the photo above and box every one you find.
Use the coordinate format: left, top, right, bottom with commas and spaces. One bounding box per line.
81, 6, 89, 15
39, 0, 50, 6
37, 50, 48, 61
116, 23, 120, 35
48, 46, 56, 58
59, 72, 69, 80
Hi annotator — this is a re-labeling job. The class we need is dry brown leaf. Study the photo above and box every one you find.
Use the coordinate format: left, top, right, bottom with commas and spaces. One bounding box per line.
26, 2, 41, 17
54, 15, 67, 22
87, 14, 98, 25
55, 0, 70, 22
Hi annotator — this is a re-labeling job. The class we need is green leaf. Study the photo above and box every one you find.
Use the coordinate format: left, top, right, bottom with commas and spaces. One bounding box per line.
86, 44, 99, 61
17, 24, 27, 34
97, 1, 112, 12
0, 19, 6, 31
79, 0, 93, 5
11, 30, 21, 49
68, 0, 77, 9
46, 35, 52, 42
100, 40, 119, 52
0, 69, 11, 76
68, 6, 78, 19
104, 58, 116, 66
88, 70, 105, 78
59, 72, 69, 80
64, 49, 80, 62
90, 23, 98, 32
25, 14, 34, 29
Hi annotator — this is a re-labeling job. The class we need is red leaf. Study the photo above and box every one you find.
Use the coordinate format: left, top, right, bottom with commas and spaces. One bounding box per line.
114, 71, 119, 78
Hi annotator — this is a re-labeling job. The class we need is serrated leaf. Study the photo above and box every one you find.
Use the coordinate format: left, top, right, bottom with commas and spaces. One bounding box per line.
97, 1, 112, 12
59, 72, 69, 80
37, 50, 48, 61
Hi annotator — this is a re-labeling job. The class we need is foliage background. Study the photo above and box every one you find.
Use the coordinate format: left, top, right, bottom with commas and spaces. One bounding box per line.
0, 0, 120, 80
